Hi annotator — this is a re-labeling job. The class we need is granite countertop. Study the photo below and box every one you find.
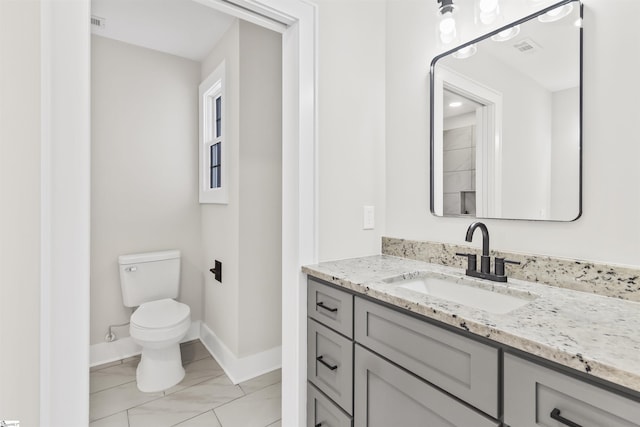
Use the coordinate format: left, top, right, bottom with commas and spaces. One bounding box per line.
302, 255, 640, 394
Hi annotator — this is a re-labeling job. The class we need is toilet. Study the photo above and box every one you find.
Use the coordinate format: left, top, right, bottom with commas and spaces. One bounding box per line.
118, 250, 191, 392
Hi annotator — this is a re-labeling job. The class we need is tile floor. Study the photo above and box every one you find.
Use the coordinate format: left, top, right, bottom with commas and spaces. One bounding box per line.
90, 340, 281, 427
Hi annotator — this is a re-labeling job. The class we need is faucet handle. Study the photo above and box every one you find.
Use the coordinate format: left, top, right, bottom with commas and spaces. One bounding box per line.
494, 257, 521, 276
455, 252, 477, 272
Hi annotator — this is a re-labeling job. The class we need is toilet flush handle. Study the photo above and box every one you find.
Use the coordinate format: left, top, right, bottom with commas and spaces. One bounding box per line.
125, 266, 137, 272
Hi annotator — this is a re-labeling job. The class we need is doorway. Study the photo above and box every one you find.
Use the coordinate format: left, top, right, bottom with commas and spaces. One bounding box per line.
40, 0, 316, 425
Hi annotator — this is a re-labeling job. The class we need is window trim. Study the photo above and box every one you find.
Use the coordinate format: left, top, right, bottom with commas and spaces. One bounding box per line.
199, 61, 228, 204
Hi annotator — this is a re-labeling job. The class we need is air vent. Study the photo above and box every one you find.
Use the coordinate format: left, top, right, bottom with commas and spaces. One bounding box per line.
513, 38, 542, 54
91, 15, 106, 29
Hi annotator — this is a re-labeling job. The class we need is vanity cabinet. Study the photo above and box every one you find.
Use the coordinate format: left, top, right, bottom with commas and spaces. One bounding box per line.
354, 297, 499, 418
307, 278, 498, 427
308, 319, 353, 413
308, 383, 352, 427
504, 354, 640, 427
307, 276, 640, 427
307, 278, 354, 426
354, 344, 498, 427
308, 278, 353, 338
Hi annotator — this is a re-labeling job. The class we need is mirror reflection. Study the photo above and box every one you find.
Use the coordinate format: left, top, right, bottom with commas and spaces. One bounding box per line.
431, 0, 581, 221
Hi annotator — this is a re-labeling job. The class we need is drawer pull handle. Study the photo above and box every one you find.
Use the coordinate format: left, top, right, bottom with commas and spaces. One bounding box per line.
316, 355, 338, 371
316, 301, 338, 313
550, 408, 582, 427
315, 424, 323, 427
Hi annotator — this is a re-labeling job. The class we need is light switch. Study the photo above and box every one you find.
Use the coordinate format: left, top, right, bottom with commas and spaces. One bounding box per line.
363, 205, 375, 230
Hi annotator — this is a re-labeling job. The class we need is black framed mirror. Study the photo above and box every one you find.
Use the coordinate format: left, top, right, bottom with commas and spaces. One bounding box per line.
430, 0, 582, 221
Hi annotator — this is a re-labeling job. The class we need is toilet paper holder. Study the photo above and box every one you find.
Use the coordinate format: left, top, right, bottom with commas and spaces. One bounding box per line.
209, 260, 222, 283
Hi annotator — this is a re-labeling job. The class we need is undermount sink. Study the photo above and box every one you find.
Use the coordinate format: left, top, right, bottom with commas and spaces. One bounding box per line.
390, 274, 536, 314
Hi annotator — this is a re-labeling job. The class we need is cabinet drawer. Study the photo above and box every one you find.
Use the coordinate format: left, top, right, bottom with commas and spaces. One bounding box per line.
307, 383, 352, 427
308, 278, 353, 338
354, 345, 499, 427
308, 319, 354, 414
354, 297, 499, 417
504, 354, 640, 427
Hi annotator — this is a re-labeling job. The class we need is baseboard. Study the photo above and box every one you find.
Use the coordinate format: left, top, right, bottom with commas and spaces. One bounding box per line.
200, 322, 282, 384
89, 320, 201, 367
89, 321, 282, 384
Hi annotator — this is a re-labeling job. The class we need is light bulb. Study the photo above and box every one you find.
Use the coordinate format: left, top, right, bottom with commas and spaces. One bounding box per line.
477, 0, 499, 25
439, 10, 457, 45
440, 15, 456, 34
479, 0, 498, 13
538, 4, 573, 23
452, 44, 477, 59
491, 25, 520, 42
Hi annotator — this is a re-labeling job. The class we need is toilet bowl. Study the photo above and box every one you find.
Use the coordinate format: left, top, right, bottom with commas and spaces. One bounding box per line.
118, 250, 191, 392
130, 298, 191, 392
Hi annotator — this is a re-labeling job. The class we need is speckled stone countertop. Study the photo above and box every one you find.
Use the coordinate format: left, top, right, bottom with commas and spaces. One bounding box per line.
302, 255, 640, 394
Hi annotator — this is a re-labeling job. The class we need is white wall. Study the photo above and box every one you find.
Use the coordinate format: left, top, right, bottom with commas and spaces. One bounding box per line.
0, 1, 41, 424
551, 86, 581, 220
315, 0, 387, 261
91, 36, 203, 344
200, 20, 282, 358
386, 0, 640, 267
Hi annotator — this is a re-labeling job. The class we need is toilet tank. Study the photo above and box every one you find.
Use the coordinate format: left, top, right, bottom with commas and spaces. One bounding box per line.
118, 250, 181, 307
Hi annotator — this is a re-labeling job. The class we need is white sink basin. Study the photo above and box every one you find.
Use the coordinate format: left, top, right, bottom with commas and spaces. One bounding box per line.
394, 275, 535, 314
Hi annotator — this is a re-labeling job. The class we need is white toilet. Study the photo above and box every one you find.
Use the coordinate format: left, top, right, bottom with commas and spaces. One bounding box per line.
118, 250, 191, 392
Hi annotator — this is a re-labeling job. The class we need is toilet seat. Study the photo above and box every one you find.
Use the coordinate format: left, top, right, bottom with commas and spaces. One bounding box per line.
131, 298, 190, 330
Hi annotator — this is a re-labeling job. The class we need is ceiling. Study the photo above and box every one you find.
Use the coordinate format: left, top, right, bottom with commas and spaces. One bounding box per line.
444, 89, 482, 119
91, 0, 236, 62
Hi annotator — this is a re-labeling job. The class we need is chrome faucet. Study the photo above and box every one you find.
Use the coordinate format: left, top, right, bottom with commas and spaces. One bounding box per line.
456, 221, 520, 282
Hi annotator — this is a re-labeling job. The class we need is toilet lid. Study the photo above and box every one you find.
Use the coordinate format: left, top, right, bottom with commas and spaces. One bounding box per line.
131, 298, 190, 329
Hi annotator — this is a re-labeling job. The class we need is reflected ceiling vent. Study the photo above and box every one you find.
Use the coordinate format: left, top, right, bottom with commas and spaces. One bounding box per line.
512, 38, 542, 54
91, 15, 106, 30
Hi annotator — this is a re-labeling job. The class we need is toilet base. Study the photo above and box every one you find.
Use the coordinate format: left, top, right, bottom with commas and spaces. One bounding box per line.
135, 343, 185, 392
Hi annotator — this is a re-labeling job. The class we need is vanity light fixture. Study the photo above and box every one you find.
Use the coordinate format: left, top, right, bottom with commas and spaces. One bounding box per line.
449, 101, 463, 108
538, 3, 573, 23
477, 0, 500, 25
438, 0, 459, 45
452, 43, 477, 59
490, 25, 521, 42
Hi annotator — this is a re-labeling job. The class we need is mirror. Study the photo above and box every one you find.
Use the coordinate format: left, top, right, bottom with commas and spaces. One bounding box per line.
430, 0, 582, 221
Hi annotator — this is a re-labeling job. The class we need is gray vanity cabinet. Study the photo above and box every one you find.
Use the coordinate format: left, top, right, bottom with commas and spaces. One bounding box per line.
504, 354, 640, 427
308, 276, 640, 427
354, 345, 500, 427
308, 278, 354, 338
307, 278, 355, 427
308, 383, 352, 427
354, 297, 499, 418
307, 278, 500, 427
307, 319, 354, 414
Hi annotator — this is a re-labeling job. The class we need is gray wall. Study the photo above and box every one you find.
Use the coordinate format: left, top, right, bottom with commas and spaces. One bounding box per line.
91, 36, 203, 344
200, 20, 282, 358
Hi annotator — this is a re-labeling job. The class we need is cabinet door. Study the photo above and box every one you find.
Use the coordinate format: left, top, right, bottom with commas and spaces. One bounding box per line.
307, 383, 352, 427
354, 345, 500, 427
504, 354, 640, 427
354, 297, 499, 417
308, 278, 354, 338
308, 319, 354, 414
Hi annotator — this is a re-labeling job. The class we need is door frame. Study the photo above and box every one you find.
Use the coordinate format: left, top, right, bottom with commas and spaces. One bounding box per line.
40, 0, 317, 425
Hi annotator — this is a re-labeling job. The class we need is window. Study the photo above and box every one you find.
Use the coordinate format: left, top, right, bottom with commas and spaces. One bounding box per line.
199, 62, 227, 203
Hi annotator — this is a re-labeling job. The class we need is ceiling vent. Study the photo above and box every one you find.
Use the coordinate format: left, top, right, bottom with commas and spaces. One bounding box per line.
513, 38, 542, 54
91, 15, 106, 30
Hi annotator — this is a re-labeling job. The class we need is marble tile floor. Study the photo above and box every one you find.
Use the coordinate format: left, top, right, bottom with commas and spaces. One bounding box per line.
90, 340, 282, 427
